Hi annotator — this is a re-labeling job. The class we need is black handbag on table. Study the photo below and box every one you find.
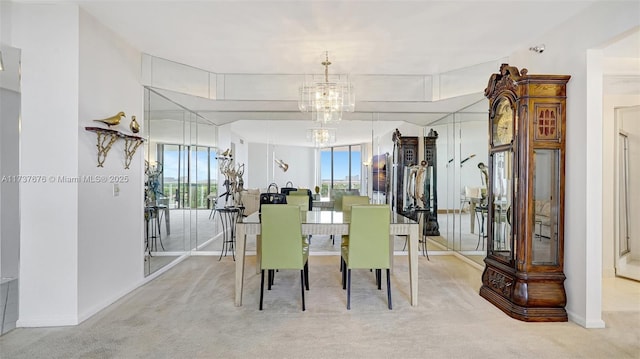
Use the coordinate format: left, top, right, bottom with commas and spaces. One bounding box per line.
259, 183, 287, 213
280, 181, 297, 196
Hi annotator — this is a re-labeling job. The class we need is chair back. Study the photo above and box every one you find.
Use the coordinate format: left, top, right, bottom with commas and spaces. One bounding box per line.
286, 195, 309, 212
347, 205, 390, 269
341, 195, 369, 212
331, 189, 360, 211
289, 188, 313, 210
260, 205, 304, 270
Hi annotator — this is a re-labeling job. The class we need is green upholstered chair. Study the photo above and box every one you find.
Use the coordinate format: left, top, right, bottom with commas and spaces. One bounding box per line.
339, 195, 370, 248
289, 188, 313, 210
285, 194, 309, 212
341, 204, 391, 310
285, 194, 312, 243
329, 189, 360, 244
260, 204, 309, 311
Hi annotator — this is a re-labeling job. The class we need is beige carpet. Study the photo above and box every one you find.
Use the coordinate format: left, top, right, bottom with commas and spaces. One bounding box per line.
1, 255, 638, 358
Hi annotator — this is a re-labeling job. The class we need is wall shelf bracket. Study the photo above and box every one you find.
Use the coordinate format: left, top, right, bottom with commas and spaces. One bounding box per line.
85, 126, 145, 169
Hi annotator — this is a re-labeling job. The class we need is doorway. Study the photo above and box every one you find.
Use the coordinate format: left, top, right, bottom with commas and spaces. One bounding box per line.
615, 106, 640, 281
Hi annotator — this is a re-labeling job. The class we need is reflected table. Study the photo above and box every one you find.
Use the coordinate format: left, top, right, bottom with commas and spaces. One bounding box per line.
235, 210, 420, 307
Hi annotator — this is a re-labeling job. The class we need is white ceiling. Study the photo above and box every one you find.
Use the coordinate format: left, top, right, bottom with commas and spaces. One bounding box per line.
79, 1, 598, 76
74, 0, 638, 146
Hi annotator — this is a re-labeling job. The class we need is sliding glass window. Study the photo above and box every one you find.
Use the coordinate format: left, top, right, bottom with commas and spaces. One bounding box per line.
159, 144, 218, 209
320, 145, 361, 198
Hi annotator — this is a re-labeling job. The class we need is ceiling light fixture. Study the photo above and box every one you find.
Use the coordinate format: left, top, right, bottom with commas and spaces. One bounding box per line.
306, 127, 336, 147
299, 51, 354, 123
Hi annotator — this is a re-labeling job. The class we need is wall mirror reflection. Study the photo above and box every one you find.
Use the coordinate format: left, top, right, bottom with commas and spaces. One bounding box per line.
142, 55, 497, 274
144, 88, 220, 276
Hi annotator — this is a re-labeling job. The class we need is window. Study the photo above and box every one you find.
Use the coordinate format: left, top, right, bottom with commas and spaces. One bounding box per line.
159, 144, 218, 209
320, 145, 361, 198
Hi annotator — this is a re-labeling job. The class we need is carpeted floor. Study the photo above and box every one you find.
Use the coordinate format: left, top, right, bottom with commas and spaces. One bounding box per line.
1, 255, 638, 358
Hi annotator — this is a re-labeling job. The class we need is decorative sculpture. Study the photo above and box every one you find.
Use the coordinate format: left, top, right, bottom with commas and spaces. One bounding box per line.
216, 150, 245, 207
129, 115, 140, 133
94, 111, 125, 128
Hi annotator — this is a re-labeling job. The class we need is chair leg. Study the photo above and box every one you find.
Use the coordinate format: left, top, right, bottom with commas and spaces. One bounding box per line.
347, 269, 352, 310
259, 269, 265, 310
300, 270, 306, 311
304, 261, 309, 291
342, 259, 347, 290
386, 268, 392, 310
376, 269, 382, 290
268, 270, 273, 290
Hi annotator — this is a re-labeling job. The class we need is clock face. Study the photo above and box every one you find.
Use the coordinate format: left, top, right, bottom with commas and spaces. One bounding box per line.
492, 98, 514, 145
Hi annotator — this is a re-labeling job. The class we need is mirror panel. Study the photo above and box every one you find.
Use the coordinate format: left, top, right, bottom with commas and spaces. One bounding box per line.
144, 88, 220, 275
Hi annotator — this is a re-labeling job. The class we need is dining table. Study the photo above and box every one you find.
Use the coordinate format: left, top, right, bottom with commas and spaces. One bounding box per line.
234, 209, 420, 307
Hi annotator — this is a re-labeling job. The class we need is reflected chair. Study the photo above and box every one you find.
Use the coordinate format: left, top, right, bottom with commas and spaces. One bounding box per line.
339, 195, 370, 252
341, 205, 391, 310
289, 188, 313, 211
328, 190, 361, 245
259, 204, 309, 311
286, 194, 312, 242
285, 194, 309, 212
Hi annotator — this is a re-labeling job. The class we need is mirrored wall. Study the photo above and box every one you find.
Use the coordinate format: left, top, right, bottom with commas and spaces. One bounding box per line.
424, 100, 489, 266
143, 88, 220, 276
141, 54, 494, 270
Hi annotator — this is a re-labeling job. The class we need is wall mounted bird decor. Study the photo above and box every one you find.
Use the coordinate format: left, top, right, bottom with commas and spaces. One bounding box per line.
129, 115, 140, 133
94, 111, 125, 128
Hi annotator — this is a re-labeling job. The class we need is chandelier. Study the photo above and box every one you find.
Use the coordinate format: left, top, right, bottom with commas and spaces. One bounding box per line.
299, 51, 355, 123
306, 127, 336, 147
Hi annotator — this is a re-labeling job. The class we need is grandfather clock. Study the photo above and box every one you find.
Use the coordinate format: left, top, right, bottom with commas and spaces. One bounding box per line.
479, 64, 570, 322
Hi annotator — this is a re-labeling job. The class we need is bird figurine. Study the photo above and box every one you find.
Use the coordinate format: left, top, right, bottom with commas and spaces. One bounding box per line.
221, 148, 231, 157
129, 115, 140, 133
94, 111, 125, 128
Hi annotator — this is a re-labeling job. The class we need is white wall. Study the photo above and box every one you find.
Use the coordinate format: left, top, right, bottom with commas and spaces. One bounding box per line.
508, 1, 640, 328
10, 3, 145, 326
12, 3, 81, 326
77, 8, 144, 322
247, 142, 315, 190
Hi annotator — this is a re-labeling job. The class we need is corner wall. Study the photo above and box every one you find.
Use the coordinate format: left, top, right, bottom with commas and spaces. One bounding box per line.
10, 3, 145, 326
12, 3, 81, 326
77, 8, 144, 322
507, 1, 640, 328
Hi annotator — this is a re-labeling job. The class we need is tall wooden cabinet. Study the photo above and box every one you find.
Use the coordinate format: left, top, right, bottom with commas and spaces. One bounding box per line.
479, 64, 570, 322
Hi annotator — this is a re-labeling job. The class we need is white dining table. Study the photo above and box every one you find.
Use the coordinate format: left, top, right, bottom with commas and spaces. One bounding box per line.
234, 209, 420, 306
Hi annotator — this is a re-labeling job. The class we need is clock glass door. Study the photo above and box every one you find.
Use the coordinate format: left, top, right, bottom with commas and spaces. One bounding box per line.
490, 150, 514, 260
532, 149, 560, 265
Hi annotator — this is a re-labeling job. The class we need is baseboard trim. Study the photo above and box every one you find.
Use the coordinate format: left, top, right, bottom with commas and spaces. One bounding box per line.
17, 316, 79, 328
453, 251, 484, 270
566, 309, 606, 328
